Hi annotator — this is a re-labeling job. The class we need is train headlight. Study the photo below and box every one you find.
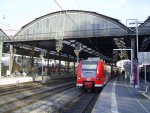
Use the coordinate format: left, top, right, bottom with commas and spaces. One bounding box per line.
97, 70, 99, 74
78, 77, 81, 79
97, 77, 100, 80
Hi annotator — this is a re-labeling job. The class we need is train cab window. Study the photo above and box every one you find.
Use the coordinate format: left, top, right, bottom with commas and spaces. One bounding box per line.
82, 61, 98, 78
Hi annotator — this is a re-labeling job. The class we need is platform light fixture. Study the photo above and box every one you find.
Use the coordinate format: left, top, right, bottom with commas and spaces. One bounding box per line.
74, 42, 81, 63
56, 39, 63, 52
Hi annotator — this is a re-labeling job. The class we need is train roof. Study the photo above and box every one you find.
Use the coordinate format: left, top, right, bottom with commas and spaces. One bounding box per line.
87, 57, 100, 61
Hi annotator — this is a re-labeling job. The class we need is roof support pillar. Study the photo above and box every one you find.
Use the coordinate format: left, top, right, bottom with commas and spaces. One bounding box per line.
59, 52, 61, 75
9, 44, 16, 76
47, 49, 50, 75
30, 45, 35, 77
0, 42, 3, 78
67, 55, 70, 75
21, 44, 24, 75
9, 44, 13, 75
74, 57, 76, 75
31, 46, 35, 68
131, 37, 135, 83
21, 54, 24, 69
131, 37, 135, 59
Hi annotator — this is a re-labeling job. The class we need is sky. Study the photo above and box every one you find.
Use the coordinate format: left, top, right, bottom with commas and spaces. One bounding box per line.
0, 0, 150, 35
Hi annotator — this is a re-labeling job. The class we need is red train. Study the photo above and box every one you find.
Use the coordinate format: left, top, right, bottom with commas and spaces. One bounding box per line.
76, 58, 113, 91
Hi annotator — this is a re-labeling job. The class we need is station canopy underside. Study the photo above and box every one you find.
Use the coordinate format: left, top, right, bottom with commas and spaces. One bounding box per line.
2, 10, 150, 62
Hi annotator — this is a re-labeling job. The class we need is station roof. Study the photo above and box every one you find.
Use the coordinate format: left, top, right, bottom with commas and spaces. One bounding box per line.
2, 10, 150, 62
10, 10, 132, 41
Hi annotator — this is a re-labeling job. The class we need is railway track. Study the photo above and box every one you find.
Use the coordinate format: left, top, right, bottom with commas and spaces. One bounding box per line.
0, 77, 75, 96
0, 77, 75, 105
0, 77, 100, 113
0, 82, 76, 113
14, 87, 82, 113
62, 92, 100, 113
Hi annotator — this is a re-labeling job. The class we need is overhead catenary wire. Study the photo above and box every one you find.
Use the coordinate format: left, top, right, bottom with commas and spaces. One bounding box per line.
52, 0, 112, 60
53, 0, 64, 10
74, 0, 81, 10
52, 0, 100, 51
1, 1, 112, 61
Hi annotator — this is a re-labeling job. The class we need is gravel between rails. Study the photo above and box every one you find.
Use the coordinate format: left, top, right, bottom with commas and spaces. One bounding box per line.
0, 82, 74, 106
0, 80, 75, 105
13, 87, 82, 113
0, 82, 75, 113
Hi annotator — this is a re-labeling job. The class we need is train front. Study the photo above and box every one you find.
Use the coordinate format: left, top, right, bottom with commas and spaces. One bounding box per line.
76, 59, 102, 91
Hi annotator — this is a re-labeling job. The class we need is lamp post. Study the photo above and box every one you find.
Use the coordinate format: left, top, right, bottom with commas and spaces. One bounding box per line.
129, 20, 143, 88
126, 19, 143, 88
135, 21, 139, 88
56, 39, 63, 53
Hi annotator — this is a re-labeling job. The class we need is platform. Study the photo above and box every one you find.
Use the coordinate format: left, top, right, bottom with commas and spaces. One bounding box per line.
0, 73, 75, 86
92, 77, 150, 113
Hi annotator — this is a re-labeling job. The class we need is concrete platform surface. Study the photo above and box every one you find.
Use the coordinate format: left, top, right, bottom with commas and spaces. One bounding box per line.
92, 77, 150, 113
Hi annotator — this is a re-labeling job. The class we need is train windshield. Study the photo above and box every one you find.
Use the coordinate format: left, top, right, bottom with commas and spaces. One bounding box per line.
82, 61, 98, 78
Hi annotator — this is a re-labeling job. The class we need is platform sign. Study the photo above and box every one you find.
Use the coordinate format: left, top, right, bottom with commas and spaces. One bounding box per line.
138, 52, 150, 65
